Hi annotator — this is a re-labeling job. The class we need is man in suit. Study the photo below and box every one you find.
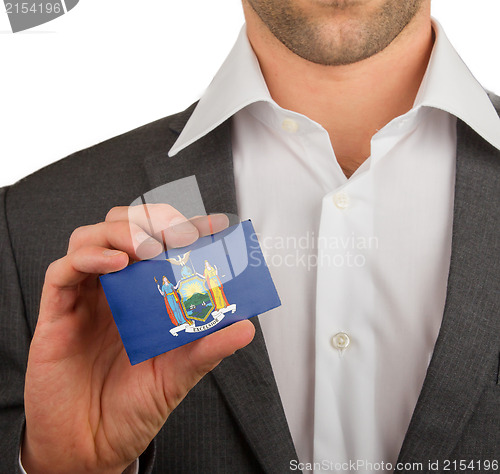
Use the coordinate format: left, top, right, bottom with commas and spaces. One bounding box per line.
1, 0, 499, 473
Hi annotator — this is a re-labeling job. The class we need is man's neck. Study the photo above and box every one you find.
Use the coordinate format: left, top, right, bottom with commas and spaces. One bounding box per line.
244, 5, 434, 178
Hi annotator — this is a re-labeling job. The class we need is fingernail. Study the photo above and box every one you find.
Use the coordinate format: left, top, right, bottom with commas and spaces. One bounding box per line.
103, 249, 123, 257
135, 232, 158, 245
170, 217, 197, 234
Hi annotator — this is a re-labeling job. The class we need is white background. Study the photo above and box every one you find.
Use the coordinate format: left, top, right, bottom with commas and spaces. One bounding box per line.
1, 0, 499, 187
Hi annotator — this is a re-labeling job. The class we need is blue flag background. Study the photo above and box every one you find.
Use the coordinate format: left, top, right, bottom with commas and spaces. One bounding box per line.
100, 220, 280, 365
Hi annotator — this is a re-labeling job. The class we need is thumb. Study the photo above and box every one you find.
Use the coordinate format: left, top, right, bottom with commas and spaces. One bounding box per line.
186, 319, 256, 372
153, 320, 255, 406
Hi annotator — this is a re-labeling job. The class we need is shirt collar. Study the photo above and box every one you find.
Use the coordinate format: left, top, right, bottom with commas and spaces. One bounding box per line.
169, 26, 272, 157
169, 20, 500, 157
414, 19, 500, 150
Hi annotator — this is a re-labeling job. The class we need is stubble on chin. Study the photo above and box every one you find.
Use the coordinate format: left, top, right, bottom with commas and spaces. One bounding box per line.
245, 0, 425, 66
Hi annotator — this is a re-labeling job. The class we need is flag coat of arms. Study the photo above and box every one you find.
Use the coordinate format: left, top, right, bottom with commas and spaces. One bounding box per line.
100, 220, 280, 365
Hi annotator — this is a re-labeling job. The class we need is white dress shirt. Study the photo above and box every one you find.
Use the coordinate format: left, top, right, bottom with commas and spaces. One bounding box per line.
169, 19, 500, 473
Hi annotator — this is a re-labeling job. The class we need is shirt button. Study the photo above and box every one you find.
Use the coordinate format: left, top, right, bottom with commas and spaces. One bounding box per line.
333, 192, 350, 210
282, 118, 299, 133
331, 332, 350, 350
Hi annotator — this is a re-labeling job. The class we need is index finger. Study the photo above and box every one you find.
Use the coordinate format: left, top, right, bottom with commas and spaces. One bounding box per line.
106, 204, 199, 249
106, 205, 230, 248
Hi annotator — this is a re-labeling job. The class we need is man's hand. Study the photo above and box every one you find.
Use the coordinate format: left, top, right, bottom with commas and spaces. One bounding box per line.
22, 205, 255, 474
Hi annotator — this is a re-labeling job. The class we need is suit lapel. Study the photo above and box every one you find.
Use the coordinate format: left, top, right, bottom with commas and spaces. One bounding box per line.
143, 104, 239, 219
142, 109, 298, 472
396, 119, 500, 467
211, 323, 299, 473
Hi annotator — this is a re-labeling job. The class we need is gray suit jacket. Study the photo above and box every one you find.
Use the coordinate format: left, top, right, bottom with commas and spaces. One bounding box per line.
0, 97, 499, 473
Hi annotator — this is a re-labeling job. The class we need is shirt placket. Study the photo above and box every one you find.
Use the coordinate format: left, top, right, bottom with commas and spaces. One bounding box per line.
313, 170, 377, 471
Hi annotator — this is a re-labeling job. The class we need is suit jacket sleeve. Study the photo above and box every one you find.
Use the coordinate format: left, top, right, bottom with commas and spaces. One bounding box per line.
0, 184, 159, 473
0, 186, 31, 474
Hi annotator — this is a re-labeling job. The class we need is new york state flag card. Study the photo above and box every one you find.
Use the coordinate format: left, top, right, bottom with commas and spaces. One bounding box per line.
100, 220, 280, 365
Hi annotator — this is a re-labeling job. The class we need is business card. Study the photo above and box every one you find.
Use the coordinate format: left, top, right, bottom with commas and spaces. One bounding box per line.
100, 220, 280, 365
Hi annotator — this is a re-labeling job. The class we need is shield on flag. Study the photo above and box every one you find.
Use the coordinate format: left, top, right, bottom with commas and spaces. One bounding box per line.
177, 274, 214, 322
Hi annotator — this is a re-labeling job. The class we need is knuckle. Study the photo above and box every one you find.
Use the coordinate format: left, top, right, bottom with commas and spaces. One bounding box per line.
145, 203, 177, 216
44, 259, 61, 283
158, 203, 176, 212
68, 223, 104, 252
68, 226, 86, 247
105, 206, 124, 222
